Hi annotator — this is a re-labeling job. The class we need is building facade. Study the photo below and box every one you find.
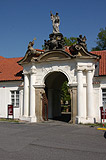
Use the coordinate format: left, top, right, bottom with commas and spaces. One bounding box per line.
0, 45, 106, 124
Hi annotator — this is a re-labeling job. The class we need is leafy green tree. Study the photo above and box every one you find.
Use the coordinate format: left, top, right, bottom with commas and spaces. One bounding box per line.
92, 27, 106, 51
64, 37, 77, 46
42, 44, 45, 50
61, 81, 70, 104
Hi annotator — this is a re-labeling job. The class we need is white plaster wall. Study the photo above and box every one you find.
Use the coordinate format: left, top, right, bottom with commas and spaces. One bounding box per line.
93, 86, 101, 122
0, 81, 22, 119
35, 60, 77, 86
93, 77, 106, 122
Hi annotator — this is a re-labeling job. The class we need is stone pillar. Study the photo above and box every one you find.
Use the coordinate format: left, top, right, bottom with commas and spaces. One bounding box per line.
77, 70, 83, 121
29, 69, 36, 122
69, 86, 77, 124
87, 70, 94, 120
23, 73, 29, 117
35, 86, 45, 122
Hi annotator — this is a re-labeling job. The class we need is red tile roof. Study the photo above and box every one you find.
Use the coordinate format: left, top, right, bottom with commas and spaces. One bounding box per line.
0, 57, 23, 81
0, 56, 5, 59
91, 50, 106, 76
36, 49, 44, 52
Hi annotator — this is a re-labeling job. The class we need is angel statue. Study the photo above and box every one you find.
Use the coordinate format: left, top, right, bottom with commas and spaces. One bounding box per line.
50, 11, 60, 34
28, 37, 36, 50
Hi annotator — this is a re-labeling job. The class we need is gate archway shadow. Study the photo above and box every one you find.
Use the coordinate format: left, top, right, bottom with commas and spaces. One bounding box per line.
43, 71, 71, 123
53, 113, 71, 123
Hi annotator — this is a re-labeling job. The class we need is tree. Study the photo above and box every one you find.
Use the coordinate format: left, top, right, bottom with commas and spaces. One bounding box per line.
92, 27, 106, 51
42, 44, 45, 50
64, 37, 77, 46
61, 81, 70, 104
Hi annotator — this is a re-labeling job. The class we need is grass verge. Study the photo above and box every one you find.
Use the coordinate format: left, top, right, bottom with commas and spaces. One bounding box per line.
0, 118, 20, 123
82, 123, 106, 128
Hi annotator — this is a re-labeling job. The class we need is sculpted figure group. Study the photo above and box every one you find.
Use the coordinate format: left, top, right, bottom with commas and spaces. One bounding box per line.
77, 35, 87, 49
27, 12, 87, 53
44, 11, 65, 51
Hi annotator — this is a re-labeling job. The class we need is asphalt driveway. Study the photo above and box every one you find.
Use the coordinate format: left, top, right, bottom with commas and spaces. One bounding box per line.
0, 120, 106, 160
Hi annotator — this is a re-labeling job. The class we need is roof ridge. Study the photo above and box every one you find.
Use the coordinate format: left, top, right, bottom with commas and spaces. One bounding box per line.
91, 50, 106, 52
0, 56, 5, 59
6, 57, 23, 59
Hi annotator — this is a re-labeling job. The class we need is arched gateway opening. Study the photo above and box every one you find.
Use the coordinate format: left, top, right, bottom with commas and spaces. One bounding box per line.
42, 71, 71, 123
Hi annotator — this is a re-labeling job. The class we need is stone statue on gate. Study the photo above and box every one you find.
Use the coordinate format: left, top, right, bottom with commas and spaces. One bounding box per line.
77, 35, 87, 50
27, 38, 41, 55
50, 11, 60, 34
28, 38, 36, 51
44, 11, 65, 51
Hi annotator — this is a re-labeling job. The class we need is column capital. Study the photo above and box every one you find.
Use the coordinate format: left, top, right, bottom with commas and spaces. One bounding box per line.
86, 65, 95, 71
29, 68, 36, 74
87, 70, 92, 73
77, 64, 95, 72
69, 83, 77, 88
77, 70, 83, 72
33, 84, 45, 89
23, 70, 29, 75
77, 65, 84, 71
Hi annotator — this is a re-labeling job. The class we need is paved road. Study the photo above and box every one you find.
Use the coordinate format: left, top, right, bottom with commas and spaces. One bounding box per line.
0, 120, 106, 160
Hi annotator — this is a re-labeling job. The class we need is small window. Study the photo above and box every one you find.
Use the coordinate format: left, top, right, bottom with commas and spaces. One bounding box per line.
11, 91, 19, 107
102, 89, 106, 106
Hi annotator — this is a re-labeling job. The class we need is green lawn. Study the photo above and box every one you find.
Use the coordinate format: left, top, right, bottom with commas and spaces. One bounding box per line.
0, 118, 20, 123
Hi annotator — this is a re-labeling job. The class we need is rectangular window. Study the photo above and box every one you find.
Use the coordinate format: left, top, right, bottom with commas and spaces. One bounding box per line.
102, 89, 106, 106
11, 91, 19, 107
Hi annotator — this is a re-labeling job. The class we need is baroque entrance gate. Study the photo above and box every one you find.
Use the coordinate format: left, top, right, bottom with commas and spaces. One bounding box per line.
18, 12, 100, 124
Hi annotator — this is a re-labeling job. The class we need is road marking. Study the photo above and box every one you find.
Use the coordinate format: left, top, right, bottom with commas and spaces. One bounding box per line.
97, 128, 106, 131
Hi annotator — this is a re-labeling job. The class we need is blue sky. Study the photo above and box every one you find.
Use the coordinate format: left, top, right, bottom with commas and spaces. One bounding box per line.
0, 0, 106, 58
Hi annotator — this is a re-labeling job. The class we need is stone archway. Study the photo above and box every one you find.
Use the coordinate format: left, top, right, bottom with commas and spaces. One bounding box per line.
43, 71, 71, 122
